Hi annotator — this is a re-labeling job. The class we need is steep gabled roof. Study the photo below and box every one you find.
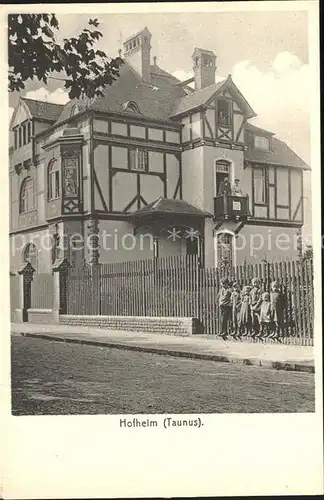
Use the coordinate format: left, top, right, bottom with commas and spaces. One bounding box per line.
171, 80, 225, 117
54, 61, 187, 126
246, 122, 275, 136
245, 123, 310, 170
21, 97, 64, 122
170, 75, 256, 118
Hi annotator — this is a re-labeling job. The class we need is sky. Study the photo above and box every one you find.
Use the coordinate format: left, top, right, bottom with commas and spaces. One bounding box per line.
9, 11, 310, 162
8, 9, 313, 241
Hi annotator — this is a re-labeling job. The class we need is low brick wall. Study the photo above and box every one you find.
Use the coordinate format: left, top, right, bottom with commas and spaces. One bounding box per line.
28, 309, 55, 324
59, 315, 202, 336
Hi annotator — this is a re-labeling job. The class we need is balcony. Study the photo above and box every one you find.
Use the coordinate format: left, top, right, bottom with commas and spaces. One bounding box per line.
214, 194, 250, 221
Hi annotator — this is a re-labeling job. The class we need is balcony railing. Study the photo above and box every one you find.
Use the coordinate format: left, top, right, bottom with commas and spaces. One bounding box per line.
214, 194, 250, 221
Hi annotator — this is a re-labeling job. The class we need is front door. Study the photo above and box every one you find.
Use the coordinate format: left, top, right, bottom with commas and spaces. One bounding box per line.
186, 237, 199, 256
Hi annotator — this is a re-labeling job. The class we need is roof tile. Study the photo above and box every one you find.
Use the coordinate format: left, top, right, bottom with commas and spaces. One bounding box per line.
129, 197, 212, 217
22, 98, 63, 122
54, 62, 187, 125
245, 133, 309, 170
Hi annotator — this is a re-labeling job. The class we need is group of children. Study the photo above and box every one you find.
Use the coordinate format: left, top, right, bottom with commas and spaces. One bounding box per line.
218, 277, 285, 341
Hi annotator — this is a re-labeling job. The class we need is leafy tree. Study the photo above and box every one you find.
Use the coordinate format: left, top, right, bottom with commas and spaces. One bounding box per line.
8, 14, 123, 99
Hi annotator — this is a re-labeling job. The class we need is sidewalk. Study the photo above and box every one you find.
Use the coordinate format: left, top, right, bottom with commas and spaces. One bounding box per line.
11, 322, 315, 373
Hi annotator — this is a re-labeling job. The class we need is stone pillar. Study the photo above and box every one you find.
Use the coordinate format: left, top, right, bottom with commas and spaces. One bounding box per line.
86, 217, 101, 314
87, 217, 100, 265
15, 262, 35, 322
52, 258, 71, 322
49, 223, 61, 264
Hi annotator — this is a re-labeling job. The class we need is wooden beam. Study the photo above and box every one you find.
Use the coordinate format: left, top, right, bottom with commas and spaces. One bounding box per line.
274, 166, 277, 220
235, 116, 246, 142
93, 168, 108, 212
292, 197, 302, 221
251, 167, 255, 217
200, 110, 205, 140
163, 153, 167, 198
204, 113, 214, 139
123, 195, 138, 213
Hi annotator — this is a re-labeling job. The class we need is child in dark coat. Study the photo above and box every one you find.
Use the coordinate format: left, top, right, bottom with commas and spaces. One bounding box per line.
217, 278, 232, 339
230, 282, 241, 339
238, 285, 252, 337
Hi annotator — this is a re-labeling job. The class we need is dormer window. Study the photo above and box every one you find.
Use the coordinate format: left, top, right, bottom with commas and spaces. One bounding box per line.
71, 104, 82, 117
217, 99, 231, 127
122, 101, 141, 114
254, 135, 270, 151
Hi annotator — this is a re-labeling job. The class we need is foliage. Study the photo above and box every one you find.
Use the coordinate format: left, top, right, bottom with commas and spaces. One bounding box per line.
8, 14, 123, 99
301, 244, 313, 261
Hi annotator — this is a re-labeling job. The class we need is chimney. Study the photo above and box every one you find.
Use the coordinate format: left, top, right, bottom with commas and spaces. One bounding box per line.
192, 48, 217, 90
123, 26, 152, 83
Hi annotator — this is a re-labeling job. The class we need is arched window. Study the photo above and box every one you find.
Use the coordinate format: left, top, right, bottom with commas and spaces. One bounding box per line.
19, 177, 34, 213
215, 159, 231, 196
48, 160, 60, 200
122, 101, 140, 114
23, 243, 38, 271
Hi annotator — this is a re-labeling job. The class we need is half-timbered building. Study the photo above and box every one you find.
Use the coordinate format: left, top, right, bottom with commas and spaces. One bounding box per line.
9, 27, 309, 273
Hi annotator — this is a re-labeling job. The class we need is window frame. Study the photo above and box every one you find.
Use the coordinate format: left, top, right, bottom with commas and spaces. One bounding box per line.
22, 123, 27, 145
253, 166, 268, 206
254, 135, 270, 151
217, 98, 232, 127
27, 121, 32, 143
122, 101, 141, 114
48, 160, 60, 201
14, 128, 18, 149
19, 177, 35, 214
129, 148, 148, 171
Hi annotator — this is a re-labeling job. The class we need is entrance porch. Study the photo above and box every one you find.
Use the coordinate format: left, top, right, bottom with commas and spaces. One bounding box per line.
128, 197, 213, 264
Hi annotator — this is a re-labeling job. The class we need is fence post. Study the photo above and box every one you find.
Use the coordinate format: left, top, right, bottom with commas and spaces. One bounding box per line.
52, 258, 71, 322
90, 264, 101, 315
15, 262, 35, 322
